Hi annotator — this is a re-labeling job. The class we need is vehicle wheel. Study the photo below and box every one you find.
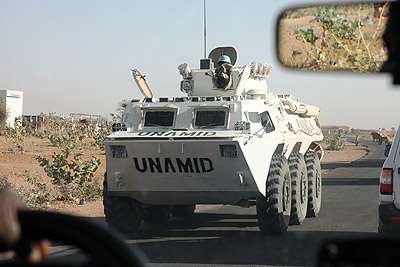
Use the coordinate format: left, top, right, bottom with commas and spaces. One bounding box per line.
256, 154, 291, 235
171, 204, 196, 217
103, 174, 143, 233
288, 152, 308, 225
143, 205, 172, 224
305, 151, 322, 217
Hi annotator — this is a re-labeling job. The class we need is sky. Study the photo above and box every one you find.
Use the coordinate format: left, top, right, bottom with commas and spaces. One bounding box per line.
0, 0, 399, 129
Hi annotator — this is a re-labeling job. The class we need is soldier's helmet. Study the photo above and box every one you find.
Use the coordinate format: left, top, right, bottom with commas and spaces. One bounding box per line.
217, 55, 231, 64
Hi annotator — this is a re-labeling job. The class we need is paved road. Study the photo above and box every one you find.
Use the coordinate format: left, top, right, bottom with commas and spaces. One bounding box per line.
42, 138, 385, 266
120, 138, 385, 267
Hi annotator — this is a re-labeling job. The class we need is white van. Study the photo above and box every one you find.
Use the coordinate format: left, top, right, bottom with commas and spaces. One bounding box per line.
379, 125, 400, 233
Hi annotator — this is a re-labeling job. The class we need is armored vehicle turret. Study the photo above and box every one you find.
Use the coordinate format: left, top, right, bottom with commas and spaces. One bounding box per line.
103, 47, 323, 234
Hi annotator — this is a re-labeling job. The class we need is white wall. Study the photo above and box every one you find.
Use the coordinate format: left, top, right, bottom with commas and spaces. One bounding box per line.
0, 90, 23, 127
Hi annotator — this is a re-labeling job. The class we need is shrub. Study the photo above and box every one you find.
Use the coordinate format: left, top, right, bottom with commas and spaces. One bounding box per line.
93, 127, 109, 150
0, 176, 14, 189
2, 116, 27, 151
21, 173, 55, 208
326, 133, 347, 150
0, 107, 7, 130
29, 113, 107, 202
41, 114, 89, 149
35, 145, 101, 201
35, 147, 101, 186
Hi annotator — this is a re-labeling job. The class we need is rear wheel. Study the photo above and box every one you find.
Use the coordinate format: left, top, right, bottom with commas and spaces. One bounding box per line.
305, 151, 322, 217
103, 174, 143, 233
143, 205, 172, 224
172, 204, 196, 217
289, 152, 308, 225
256, 154, 291, 235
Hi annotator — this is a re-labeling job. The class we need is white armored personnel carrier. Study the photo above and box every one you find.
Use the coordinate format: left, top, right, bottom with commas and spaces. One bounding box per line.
103, 47, 323, 234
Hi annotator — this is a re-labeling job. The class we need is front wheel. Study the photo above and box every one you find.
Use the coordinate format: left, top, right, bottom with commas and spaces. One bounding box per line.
305, 151, 322, 217
103, 174, 143, 233
256, 154, 291, 235
289, 152, 308, 225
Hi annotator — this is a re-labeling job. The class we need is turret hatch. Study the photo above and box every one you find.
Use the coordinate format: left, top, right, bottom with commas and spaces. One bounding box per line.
132, 69, 153, 98
208, 46, 237, 66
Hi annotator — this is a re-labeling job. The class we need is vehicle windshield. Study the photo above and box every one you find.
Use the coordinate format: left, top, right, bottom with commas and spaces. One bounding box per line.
194, 110, 227, 128
144, 110, 175, 127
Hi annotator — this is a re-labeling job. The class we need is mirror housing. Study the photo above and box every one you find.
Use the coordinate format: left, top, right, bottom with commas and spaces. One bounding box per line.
276, 2, 400, 84
277, 2, 389, 73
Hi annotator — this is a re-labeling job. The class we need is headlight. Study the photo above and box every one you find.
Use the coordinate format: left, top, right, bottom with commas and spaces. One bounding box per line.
219, 145, 238, 158
110, 145, 128, 158
112, 122, 127, 132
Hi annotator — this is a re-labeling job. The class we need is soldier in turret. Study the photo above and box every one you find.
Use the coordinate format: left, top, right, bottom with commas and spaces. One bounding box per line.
214, 55, 233, 89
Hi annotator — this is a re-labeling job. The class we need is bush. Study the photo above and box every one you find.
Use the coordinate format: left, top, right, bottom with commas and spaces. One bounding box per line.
326, 133, 347, 150
93, 126, 109, 150
18, 182, 55, 208
0, 107, 7, 130
35, 147, 101, 187
41, 114, 88, 149
2, 116, 27, 151
38, 113, 110, 150
0, 176, 14, 189
9, 113, 108, 203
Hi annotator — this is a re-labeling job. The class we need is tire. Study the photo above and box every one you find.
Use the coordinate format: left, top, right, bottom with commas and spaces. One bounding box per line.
289, 152, 308, 225
305, 151, 322, 217
143, 205, 172, 224
171, 204, 196, 217
256, 154, 291, 235
103, 174, 143, 233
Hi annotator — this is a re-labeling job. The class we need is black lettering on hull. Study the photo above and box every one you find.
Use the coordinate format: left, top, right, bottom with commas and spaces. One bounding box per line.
200, 158, 214, 172
176, 158, 194, 173
133, 157, 215, 173
150, 132, 164, 136
193, 158, 200, 173
165, 158, 176, 173
133, 158, 147, 172
137, 131, 217, 137
148, 158, 162, 172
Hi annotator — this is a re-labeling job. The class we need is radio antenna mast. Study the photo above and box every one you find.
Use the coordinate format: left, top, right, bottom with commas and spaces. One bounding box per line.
203, 0, 207, 58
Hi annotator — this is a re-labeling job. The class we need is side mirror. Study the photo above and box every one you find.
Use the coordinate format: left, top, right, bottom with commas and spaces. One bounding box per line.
277, 2, 389, 73
385, 144, 391, 157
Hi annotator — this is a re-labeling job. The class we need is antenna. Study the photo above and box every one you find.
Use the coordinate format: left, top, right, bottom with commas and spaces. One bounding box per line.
203, 0, 207, 58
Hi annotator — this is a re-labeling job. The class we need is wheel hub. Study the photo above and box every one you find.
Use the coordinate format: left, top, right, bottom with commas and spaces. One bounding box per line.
316, 171, 321, 198
301, 171, 307, 204
283, 179, 290, 212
